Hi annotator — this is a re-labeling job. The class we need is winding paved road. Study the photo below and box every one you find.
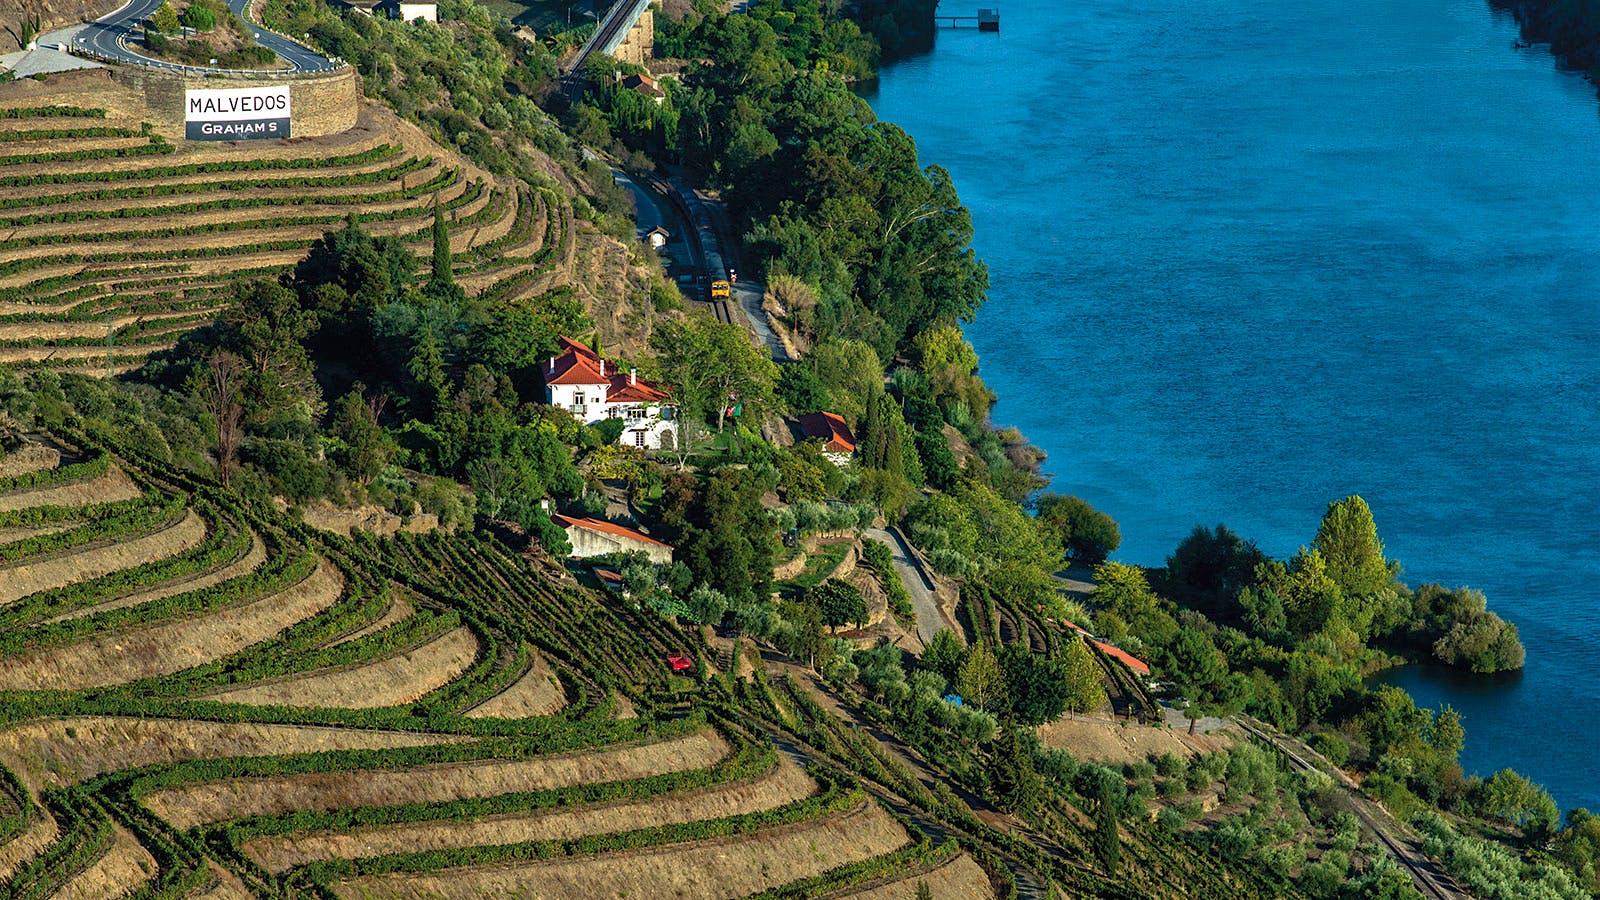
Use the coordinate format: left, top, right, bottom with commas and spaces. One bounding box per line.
42, 0, 337, 74
865, 526, 948, 646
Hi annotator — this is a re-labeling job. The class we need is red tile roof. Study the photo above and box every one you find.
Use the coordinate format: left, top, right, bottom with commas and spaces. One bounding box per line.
551, 514, 673, 549
606, 373, 669, 404
623, 73, 665, 98
798, 411, 856, 454
546, 340, 608, 386
1092, 639, 1151, 676
545, 336, 669, 399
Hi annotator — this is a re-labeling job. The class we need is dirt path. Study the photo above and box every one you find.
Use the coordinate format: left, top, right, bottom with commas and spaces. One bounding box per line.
0, 465, 141, 512
42, 528, 266, 625
0, 506, 206, 606
463, 649, 567, 719
200, 625, 480, 709
0, 556, 343, 691
144, 729, 730, 829
329, 799, 908, 900
244, 756, 817, 873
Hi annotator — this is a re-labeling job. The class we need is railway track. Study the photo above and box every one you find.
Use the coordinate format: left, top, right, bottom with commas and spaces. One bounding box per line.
1234, 718, 1462, 900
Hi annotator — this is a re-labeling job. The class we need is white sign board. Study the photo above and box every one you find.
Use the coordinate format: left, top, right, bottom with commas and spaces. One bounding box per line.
184, 86, 291, 141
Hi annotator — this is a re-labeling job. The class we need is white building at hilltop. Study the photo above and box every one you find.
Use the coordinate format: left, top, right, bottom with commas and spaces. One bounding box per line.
544, 336, 675, 450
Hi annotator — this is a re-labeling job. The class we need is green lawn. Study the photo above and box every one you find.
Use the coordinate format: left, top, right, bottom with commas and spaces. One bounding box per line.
775, 539, 851, 594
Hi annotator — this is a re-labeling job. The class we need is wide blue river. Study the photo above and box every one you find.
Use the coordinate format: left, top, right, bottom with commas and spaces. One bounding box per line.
859, 0, 1600, 813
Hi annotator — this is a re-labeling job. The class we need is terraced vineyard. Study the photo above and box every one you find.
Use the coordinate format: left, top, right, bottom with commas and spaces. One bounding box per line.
0, 432, 1003, 899
0, 99, 576, 375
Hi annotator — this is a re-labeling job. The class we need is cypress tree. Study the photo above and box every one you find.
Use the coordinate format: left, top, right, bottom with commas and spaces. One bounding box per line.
426, 199, 463, 303
1093, 776, 1121, 873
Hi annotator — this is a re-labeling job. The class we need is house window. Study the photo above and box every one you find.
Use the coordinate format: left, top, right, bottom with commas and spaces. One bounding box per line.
627, 406, 646, 421
633, 430, 646, 447
608, 407, 620, 418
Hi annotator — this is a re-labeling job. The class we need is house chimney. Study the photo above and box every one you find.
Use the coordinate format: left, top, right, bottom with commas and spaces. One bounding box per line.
548, 355, 555, 373
630, 369, 637, 385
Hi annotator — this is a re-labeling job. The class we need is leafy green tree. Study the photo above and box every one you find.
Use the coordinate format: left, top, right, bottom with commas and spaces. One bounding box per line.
519, 502, 570, 557
775, 363, 830, 414
914, 428, 958, 491
1475, 769, 1560, 837
1285, 651, 1357, 725
1036, 493, 1121, 564
292, 217, 415, 338
810, 578, 868, 631
1256, 549, 1341, 638
807, 339, 882, 428
1313, 495, 1391, 598
406, 327, 451, 420
1237, 583, 1288, 641
1161, 523, 1265, 619
1091, 561, 1178, 649
780, 599, 830, 668
150, 2, 180, 33
328, 384, 394, 485
210, 279, 321, 426
652, 317, 777, 432
685, 584, 730, 625
1428, 705, 1465, 760
1554, 809, 1600, 893
621, 556, 657, 598
1078, 765, 1122, 873
681, 467, 775, 603
921, 627, 964, 688
999, 644, 1071, 726
957, 642, 1005, 710
1431, 609, 1525, 673
182, 4, 216, 31
1061, 636, 1107, 713
1167, 628, 1226, 734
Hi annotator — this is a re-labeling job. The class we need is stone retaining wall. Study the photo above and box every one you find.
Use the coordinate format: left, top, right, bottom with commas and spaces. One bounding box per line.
108, 66, 359, 140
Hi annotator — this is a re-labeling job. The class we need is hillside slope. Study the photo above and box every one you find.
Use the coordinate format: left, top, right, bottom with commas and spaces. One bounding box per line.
0, 431, 1001, 898
0, 69, 666, 374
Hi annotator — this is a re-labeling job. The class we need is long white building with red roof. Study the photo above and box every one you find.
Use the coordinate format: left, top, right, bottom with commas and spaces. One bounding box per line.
544, 336, 676, 450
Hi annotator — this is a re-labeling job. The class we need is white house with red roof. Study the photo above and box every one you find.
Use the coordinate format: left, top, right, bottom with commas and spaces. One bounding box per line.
552, 514, 674, 565
544, 336, 675, 450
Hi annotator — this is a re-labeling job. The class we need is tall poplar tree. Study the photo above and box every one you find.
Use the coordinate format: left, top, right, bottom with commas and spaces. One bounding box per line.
1312, 495, 1391, 598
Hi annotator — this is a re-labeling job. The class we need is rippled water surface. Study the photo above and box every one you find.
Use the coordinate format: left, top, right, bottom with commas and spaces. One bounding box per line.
859, 0, 1600, 812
